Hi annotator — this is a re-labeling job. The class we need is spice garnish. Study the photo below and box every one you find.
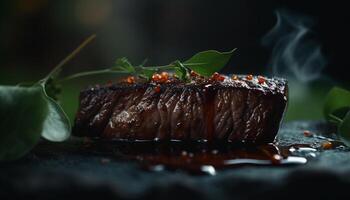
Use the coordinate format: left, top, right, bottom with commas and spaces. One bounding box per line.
246, 74, 253, 80
258, 76, 266, 84
232, 75, 238, 80
321, 141, 333, 150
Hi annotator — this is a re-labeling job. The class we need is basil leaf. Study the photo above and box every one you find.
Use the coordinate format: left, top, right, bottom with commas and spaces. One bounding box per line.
39, 81, 71, 142
35, 36, 95, 141
324, 87, 350, 143
38, 65, 71, 142
44, 77, 62, 101
173, 61, 188, 81
138, 68, 157, 79
113, 57, 135, 73
184, 49, 236, 77
0, 86, 47, 161
339, 110, 350, 141
0, 35, 95, 159
324, 87, 350, 120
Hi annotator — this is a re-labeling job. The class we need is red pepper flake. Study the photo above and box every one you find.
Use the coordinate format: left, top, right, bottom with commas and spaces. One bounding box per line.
160, 72, 169, 82
303, 130, 313, 137
321, 141, 333, 150
258, 76, 266, 84
152, 73, 162, 82
211, 72, 225, 82
271, 154, 282, 164
246, 74, 253, 80
231, 75, 239, 80
154, 84, 161, 93
212, 72, 219, 77
217, 76, 225, 81
126, 76, 135, 84
152, 72, 169, 83
190, 70, 199, 77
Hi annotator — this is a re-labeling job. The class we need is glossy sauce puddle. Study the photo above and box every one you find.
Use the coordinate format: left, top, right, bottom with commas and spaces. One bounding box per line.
81, 135, 347, 175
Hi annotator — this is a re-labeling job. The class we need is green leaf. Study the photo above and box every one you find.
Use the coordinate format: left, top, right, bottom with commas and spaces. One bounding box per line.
112, 57, 135, 73
339, 110, 350, 141
324, 87, 350, 120
0, 86, 47, 161
138, 68, 157, 79
0, 35, 95, 160
44, 77, 62, 101
38, 81, 71, 142
37, 58, 71, 142
59, 69, 129, 82
139, 58, 148, 67
184, 49, 236, 77
35, 36, 95, 141
324, 87, 350, 143
37, 65, 71, 142
173, 61, 188, 81
43, 34, 96, 84
60, 49, 237, 81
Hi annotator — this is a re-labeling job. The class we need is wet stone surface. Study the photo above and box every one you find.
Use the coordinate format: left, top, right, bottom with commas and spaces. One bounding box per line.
1, 121, 350, 200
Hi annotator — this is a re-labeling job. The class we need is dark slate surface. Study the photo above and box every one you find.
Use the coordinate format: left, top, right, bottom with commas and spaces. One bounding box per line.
1, 121, 350, 200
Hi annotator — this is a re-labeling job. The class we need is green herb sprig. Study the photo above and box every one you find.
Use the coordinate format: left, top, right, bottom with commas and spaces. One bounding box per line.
324, 87, 350, 143
0, 35, 236, 160
61, 49, 236, 82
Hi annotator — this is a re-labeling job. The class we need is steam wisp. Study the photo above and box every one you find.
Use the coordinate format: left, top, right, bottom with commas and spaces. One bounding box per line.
262, 10, 326, 83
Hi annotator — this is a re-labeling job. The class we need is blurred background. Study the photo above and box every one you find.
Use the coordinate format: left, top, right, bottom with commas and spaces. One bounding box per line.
0, 0, 349, 122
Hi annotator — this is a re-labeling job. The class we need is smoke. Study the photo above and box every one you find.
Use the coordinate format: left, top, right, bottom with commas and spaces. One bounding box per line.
262, 10, 327, 84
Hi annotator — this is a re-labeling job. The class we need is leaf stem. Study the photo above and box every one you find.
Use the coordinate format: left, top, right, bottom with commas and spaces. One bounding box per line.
59, 64, 189, 83
137, 63, 208, 71
138, 65, 174, 70
56, 48, 236, 83
43, 34, 96, 82
16, 81, 35, 87
328, 114, 344, 124
58, 69, 129, 83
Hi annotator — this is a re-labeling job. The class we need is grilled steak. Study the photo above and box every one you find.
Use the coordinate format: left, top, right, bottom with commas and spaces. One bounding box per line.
73, 75, 287, 144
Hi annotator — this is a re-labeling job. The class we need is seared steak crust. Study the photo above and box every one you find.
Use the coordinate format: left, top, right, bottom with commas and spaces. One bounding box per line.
73, 75, 287, 144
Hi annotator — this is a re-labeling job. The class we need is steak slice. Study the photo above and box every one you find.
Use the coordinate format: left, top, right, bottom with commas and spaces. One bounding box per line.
73, 75, 287, 144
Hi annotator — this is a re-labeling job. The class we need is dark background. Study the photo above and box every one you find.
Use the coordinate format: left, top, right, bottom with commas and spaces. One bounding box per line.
0, 0, 349, 120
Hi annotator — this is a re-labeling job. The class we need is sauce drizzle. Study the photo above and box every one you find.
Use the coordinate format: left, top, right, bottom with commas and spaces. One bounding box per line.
81, 140, 347, 175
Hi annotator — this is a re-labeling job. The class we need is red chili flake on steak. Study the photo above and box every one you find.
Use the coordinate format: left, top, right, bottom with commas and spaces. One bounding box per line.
258, 76, 266, 84
152, 72, 169, 83
271, 154, 283, 164
154, 84, 161, 93
211, 72, 225, 82
152, 73, 162, 82
127, 76, 135, 84
246, 74, 253, 80
231, 75, 239, 80
190, 70, 199, 77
